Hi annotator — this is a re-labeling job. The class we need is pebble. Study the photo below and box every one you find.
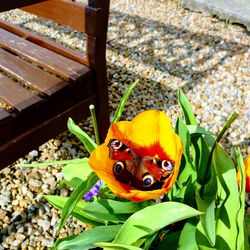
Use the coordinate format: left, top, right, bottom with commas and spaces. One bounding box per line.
38, 220, 51, 231
0, 0, 249, 249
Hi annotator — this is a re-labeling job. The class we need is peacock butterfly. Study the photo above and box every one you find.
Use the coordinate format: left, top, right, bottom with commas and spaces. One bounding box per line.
108, 138, 175, 191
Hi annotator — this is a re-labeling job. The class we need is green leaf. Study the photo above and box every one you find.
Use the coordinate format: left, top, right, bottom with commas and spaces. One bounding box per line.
178, 89, 197, 125
67, 117, 97, 154
212, 144, 239, 249
52, 225, 122, 250
62, 158, 92, 188
45, 195, 104, 226
178, 218, 199, 250
96, 242, 143, 250
82, 199, 148, 223
195, 191, 216, 246
234, 148, 248, 250
205, 112, 238, 175
186, 125, 211, 136
142, 233, 158, 250
192, 136, 210, 185
83, 199, 147, 214
57, 172, 99, 233
197, 143, 240, 249
18, 158, 85, 168
159, 231, 181, 250
215, 112, 238, 144
113, 202, 202, 246
175, 118, 196, 205
112, 79, 138, 123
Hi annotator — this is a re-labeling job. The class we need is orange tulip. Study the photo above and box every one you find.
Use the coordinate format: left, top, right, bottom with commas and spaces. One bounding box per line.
88, 110, 183, 202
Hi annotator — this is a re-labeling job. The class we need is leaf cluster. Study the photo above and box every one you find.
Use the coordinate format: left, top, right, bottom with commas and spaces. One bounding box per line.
21, 82, 249, 249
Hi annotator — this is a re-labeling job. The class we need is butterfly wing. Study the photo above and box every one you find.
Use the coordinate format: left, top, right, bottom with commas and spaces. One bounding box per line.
108, 139, 134, 161
143, 158, 175, 181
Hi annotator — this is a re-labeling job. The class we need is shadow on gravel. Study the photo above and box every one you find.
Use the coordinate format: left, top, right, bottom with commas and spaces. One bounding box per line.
107, 10, 250, 89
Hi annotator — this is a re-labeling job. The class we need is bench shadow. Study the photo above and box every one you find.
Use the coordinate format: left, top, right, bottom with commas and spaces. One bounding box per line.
107, 10, 249, 90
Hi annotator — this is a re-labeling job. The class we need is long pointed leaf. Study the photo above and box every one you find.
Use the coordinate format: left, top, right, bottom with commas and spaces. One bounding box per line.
45, 195, 104, 226
112, 80, 138, 123
96, 242, 143, 250
178, 89, 197, 125
18, 158, 85, 168
53, 225, 122, 250
113, 202, 202, 246
67, 118, 97, 153
57, 172, 99, 233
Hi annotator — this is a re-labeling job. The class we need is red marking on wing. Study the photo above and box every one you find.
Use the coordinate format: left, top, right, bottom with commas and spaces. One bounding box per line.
143, 159, 165, 180
135, 143, 170, 160
109, 150, 134, 161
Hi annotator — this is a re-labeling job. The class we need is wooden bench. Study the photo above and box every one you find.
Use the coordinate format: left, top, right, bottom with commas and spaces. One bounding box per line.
0, 0, 110, 168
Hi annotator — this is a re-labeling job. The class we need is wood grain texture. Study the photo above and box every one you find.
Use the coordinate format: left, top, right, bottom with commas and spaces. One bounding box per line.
21, 0, 99, 36
0, 20, 88, 65
0, 73, 42, 111
0, 48, 69, 96
0, 28, 91, 81
0, 0, 110, 168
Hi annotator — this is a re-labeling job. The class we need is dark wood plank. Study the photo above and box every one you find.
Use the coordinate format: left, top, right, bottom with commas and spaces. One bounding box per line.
0, 20, 88, 65
0, 95, 96, 168
0, 28, 91, 81
0, 0, 46, 12
0, 108, 12, 124
0, 48, 69, 96
21, 0, 99, 35
0, 73, 42, 111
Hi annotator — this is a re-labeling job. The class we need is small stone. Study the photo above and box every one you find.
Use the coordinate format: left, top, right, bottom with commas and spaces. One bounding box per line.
12, 239, 21, 247
60, 188, 69, 197
5, 235, 15, 245
29, 150, 39, 158
12, 199, 19, 206
38, 219, 50, 231
21, 186, 28, 195
17, 226, 24, 234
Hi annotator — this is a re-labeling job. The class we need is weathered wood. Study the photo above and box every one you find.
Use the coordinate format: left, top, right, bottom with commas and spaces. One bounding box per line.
21, 0, 99, 36
0, 28, 91, 81
0, 0, 46, 12
0, 48, 69, 96
87, 0, 110, 142
0, 0, 110, 168
0, 108, 12, 125
0, 95, 96, 167
0, 20, 88, 65
0, 73, 42, 111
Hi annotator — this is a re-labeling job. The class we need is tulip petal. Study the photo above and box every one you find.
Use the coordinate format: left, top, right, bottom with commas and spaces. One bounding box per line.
88, 110, 183, 202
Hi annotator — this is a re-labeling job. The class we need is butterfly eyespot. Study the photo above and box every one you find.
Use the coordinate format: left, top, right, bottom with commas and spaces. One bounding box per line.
110, 139, 123, 150
161, 160, 174, 171
142, 174, 154, 187
113, 161, 126, 175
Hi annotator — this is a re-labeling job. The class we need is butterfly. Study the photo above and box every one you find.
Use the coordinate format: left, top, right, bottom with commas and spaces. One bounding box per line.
108, 138, 175, 191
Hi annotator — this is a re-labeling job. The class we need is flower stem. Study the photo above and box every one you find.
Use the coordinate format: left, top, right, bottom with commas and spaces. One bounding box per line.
89, 104, 100, 145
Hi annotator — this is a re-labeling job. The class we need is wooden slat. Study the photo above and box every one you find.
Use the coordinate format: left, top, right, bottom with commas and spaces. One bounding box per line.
0, 20, 88, 66
0, 0, 46, 12
0, 48, 69, 96
0, 73, 42, 111
0, 28, 91, 81
21, 0, 99, 36
0, 108, 12, 124
0, 95, 96, 168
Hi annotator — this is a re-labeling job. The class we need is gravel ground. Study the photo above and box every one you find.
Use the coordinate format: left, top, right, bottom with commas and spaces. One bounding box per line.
0, 0, 250, 249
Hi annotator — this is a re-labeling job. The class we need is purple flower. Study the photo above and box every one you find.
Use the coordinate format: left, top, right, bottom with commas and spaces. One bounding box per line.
84, 180, 103, 200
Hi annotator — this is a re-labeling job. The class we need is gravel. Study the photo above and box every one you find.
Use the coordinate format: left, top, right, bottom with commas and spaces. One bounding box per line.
0, 0, 250, 249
